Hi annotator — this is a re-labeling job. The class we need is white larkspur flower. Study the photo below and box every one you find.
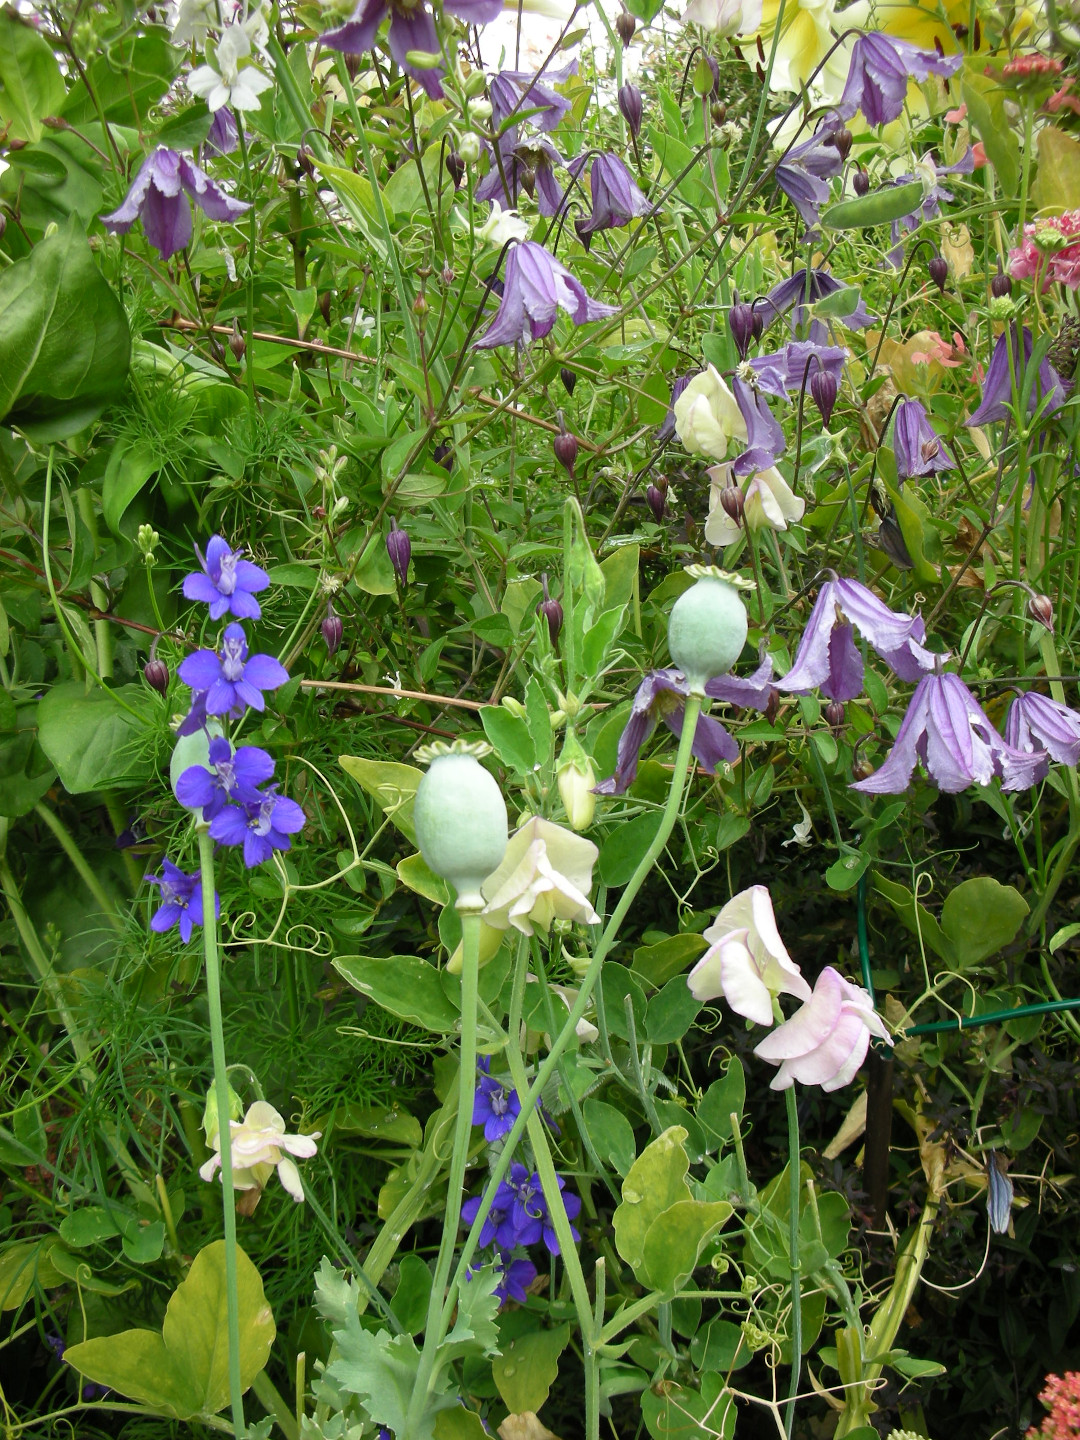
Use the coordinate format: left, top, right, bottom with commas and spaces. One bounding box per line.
481, 815, 600, 936
687, 884, 811, 1025
478, 200, 531, 247
200, 1100, 320, 1203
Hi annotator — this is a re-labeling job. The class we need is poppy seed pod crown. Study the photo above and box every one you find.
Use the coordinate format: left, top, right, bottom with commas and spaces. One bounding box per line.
667, 567, 750, 692
413, 743, 508, 911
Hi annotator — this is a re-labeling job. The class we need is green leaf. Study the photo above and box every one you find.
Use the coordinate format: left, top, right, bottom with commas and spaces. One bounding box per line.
102, 441, 159, 535
689, 1318, 751, 1373
354, 532, 398, 595
0, 12, 66, 143
433, 1411, 489, 1440
339, 755, 423, 843
599, 812, 663, 888
642, 1381, 734, 1438
940, 877, 1029, 969
0, 216, 131, 437
599, 963, 647, 1041
334, 955, 461, 1032
873, 873, 952, 964
442, 1263, 502, 1362
645, 976, 702, 1044
600, 544, 640, 610
397, 852, 451, 907
63, 31, 178, 125
64, 1241, 275, 1420
36, 683, 154, 793
613, 1126, 692, 1274
480, 705, 535, 776
0, 705, 56, 818
696, 1058, 745, 1150
1033, 125, 1080, 212
0, 1237, 71, 1310
524, 676, 552, 769
390, 1253, 433, 1335
58, 1206, 122, 1248
962, 72, 1019, 198
825, 847, 871, 892
328, 1323, 424, 1438
492, 1324, 570, 1414
632, 932, 708, 988
640, 1198, 732, 1292
583, 1097, 638, 1177
582, 605, 626, 677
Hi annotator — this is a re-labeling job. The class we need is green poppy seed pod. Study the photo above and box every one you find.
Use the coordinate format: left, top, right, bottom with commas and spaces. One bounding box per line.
667, 573, 748, 692
413, 752, 508, 910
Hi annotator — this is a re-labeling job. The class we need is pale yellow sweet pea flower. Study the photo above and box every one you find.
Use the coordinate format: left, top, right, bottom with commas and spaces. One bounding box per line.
481, 816, 600, 936
673, 365, 747, 461
200, 1100, 320, 1204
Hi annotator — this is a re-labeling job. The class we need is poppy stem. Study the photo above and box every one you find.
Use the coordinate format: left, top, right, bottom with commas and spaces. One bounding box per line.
783, 1085, 802, 1438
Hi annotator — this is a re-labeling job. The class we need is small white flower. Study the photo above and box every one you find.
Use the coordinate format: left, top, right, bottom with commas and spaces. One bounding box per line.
169, 0, 218, 47
478, 200, 531, 247
189, 22, 273, 112
200, 1100, 320, 1203
482, 816, 600, 936
782, 798, 814, 848
682, 0, 761, 37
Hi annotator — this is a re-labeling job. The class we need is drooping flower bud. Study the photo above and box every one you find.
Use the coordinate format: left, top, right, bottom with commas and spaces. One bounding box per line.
144, 657, 170, 695
825, 699, 845, 730
667, 567, 749, 691
615, 9, 636, 43
561, 367, 577, 396
810, 369, 838, 427
433, 443, 453, 472
991, 271, 1012, 298
386, 518, 411, 587
553, 413, 578, 477
852, 168, 870, 196
618, 82, 643, 138
446, 150, 466, 189
647, 483, 666, 523
321, 606, 343, 655
720, 483, 744, 527
319, 291, 333, 324
1028, 592, 1054, 631
729, 300, 757, 359
826, 127, 853, 160
228, 318, 246, 361
538, 574, 564, 645
928, 254, 948, 293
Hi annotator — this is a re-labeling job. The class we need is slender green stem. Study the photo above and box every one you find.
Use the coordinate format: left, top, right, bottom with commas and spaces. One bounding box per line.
34, 804, 123, 932
406, 907, 482, 1437
783, 1086, 802, 1437
198, 830, 245, 1440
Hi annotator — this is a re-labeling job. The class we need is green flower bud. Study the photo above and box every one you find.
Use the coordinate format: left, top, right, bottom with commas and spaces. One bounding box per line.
667, 567, 750, 692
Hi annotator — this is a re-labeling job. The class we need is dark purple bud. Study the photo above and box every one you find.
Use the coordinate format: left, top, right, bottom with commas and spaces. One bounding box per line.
720, 484, 744, 526
387, 519, 411, 587
853, 168, 870, 196
750, 305, 765, 341
1028, 592, 1054, 631
928, 255, 948, 293
615, 9, 636, 44
852, 756, 874, 782
321, 607, 343, 655
729, 300, 757, 359
826, 127, 853, 160
810, 368, 838, 427
991, 271, 1012, 298
319, 291, 333, 324
711, 102, 727, 125
825, 699, 845, 730
433, 443, 453, 472
646, 484, 666, 522
554, 413, 578, 477
538, 576, 563, 644
561, 367, 577, 396
764, 689, 780, 726
519, 165, 537, 199
446, 151, 465, 189
144, 658, 170, 695
297, 145, 315, 178
618, 82, 643, 139
228, 318, 246, 362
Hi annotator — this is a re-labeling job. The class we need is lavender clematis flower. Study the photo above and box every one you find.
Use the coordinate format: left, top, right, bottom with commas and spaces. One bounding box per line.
101, 147, 249, 261
573, 153, 651, 244
322, 0, 502, 98
594, 658, 775, 796
756, 268, 876, 335
754, 966, 892, 1091
489, 61, 578, 135
476, 241, 617, 349
839, 33, 962, 128
182, 536, 270, 620
208, 787, 306, 867
732, 373, 786, 476
473, 1057, 521, 1142
893, 397, 954, 479
749, 340, 847, 396
175, 735, 275, 819
780, 576, 939, 702
147, 859, 218, 943
775, 129, 843, 228
888, 149, 974, 248
178, 623, 290, 716
966, 325, 1067, 427
476, 134, 567, 216
851, 671, 1046, 794
1004, 690, 1080, 781
205, 108, 240, 156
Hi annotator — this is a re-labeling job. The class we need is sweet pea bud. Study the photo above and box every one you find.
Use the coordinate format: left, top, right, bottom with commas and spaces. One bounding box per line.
458, 132, 481, 164
1028, 592, 1054, 631
853, 168, 870, 196
321, 606, 343, 655
386, 518, 411, 587
558, 751, 597, 831
825, 699, 845, 730
991, 271, 1013, 298
729, 300, 756, 359
202, 1083, 244, 1144
446, 150, 466, 189
720, 483, 744, 526
144, 657, 170, 695
928, 254, 948, 293
826, 126, 853, 160
501, 696, 527, 719
810, 369, 838, 427
618, 82, 643, 138
561, 366, 577, 396
405, 47, 443, 67
553, 413, 578, 477
137, 523, 159, 559
647, 483, 666, 523
228, 317, 246, 361
616, 8, 636, 42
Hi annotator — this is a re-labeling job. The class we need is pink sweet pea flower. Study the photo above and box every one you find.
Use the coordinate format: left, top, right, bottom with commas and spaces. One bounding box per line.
753, 967, 891, 1091
687, 884, 811, 1025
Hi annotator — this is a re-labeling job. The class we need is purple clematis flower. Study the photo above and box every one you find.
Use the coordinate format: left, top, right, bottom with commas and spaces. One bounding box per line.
208, 787, 307, 867
489, 61, 578, 135
732, 373, 786, 476
572, 153, 651, 244
756, 268, 876, 336
473, 1058, 521, 1142
780, 575, 939, 701
183, 536, 270, 621
966, 325, 1067, 427
851, 670, 1046, 794
494, 1251, 537, 1305
476, 241, 617, 349
175, 736, 275, 820
179, 624, 289, 717
147, 859, 218, 943
1004, 690, 1080, 781
205, 108, 240, 157
749, 340, 847, 397
476, 133, 567, 216
595, 658, 775, 796
322, 0, 502, 98
101, 147, 249, 262
775, 128, 844, 228
893, 397, 954, 479
839, 33, 962, 128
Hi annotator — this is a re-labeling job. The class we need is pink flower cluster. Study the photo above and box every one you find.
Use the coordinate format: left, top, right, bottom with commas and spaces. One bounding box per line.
1008, 211, 1080, 290
1027, 1372, 1080, 1440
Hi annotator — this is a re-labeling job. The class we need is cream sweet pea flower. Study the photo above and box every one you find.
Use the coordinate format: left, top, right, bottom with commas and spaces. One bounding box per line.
200, 1100, 320, 1203
673, 365, 747, 461
704, 462, 805, 545
682, 0, 762, 37
687, 884, 811, 1025
482, 816, 600, 936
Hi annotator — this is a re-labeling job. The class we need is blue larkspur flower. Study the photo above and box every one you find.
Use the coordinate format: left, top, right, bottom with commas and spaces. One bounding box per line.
178, 623, 289, 717
175, 735, 275, 820
147, 859, 219, 943
182, 536, 270, 621
208, 788, 306, 868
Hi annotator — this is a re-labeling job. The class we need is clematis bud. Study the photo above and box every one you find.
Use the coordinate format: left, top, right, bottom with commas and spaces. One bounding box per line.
144, 657, 170, 695
458, 132, 481, 165
228, 318, 246, 362
554, 413, 578, 477
647, 483, 666, 522
1028, 592, 1054, 631
538, 574, 563, 645
720, 483, 744, 526
321, 606, 343, 655
810, 368, 838, 427
928, 255, 948, 293
386, 519, 411, 587
729, 300, 757, 359
991, 271, 1012, 298
561, 367, 577, 395
618, 82, 643, 138
433, 443, 453, 472
826, 127, 852, 160
319, 291, 332, 324
825, 699, 845, 730
853, 168, 870, 196
616, 9, 636, 43
446, 150, 465, 189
